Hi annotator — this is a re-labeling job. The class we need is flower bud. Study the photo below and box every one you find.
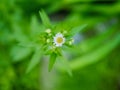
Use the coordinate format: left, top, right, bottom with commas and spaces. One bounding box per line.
63, 30, 67, 34
45, 29, 51, 33
69, 38, 74, 45
46, 39, 50, 43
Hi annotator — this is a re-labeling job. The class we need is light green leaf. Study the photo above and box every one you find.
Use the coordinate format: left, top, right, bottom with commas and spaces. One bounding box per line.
68, 26, 116, 54
39, 10, 52, 28
48, 53, 57, 71
70, 24, 87, 36
26, 48, 43, 73
30, 15, 45, 37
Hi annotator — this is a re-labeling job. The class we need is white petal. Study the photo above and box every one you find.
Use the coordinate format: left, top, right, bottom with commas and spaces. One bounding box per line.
53, 33, 65, 47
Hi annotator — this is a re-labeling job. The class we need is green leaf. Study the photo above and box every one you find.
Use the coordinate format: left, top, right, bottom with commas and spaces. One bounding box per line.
68, 26, 116, 54
56, 48, 62, 56
12, 23, 29, 42
70, 24, 87, 36
26, 48, 43, 73
70, 33, 120, 70
30, 15, 45, 37
11, 46, 32, 62
48, 53, 57, 71
39, 10, 52, 28
44, 49, 52, 55
18, 42, 37, 48
59, 56, 73, 76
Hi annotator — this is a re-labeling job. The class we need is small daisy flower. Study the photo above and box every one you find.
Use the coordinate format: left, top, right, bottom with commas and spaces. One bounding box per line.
53, 33, 65, 47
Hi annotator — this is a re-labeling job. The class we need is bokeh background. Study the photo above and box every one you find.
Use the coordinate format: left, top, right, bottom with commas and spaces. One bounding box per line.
0, 0, 120, 90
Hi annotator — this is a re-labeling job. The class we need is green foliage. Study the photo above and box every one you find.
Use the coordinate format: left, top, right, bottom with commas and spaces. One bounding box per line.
57, 56, 73, 76
70, 24, 87, 36
39, 10, 52, 28
26, 47, 43, 73
48, 53, 57, 71
0, 0, 120, 90
10, 46, 32, 62
22, 10, 87, 73
70, 33, 120, 70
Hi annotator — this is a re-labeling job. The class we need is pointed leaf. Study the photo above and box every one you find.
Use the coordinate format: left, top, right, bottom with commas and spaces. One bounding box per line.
60, 57, 72, 76
11, 46, 32, 62
48, 53, 57, 71
39, 10, 52, 28
26, 48, 42, 73
70, 24, 87, 36
30, 15, 45, 37
12, 24, 29, 42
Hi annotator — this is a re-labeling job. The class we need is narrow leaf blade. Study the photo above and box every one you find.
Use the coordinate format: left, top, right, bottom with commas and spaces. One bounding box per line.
70, 24, 87, 36
60, 57, 73, 76
48, 53, 57, 71
26, 48, 42, 73
39, 10, 52, 28
11, 46, 32, 62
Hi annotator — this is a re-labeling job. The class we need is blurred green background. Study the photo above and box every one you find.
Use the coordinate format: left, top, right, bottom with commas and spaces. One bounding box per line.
0, 0, 120, 90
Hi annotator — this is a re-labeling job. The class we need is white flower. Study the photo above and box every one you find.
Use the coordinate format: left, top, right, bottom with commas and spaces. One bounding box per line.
53, 33, 65, 47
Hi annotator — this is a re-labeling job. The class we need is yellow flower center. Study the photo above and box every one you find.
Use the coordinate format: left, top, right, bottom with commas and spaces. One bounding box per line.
56, 37, 63, 43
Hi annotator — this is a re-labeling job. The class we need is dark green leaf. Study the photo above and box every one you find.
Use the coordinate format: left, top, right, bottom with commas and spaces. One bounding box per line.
48, 53, 57, 71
